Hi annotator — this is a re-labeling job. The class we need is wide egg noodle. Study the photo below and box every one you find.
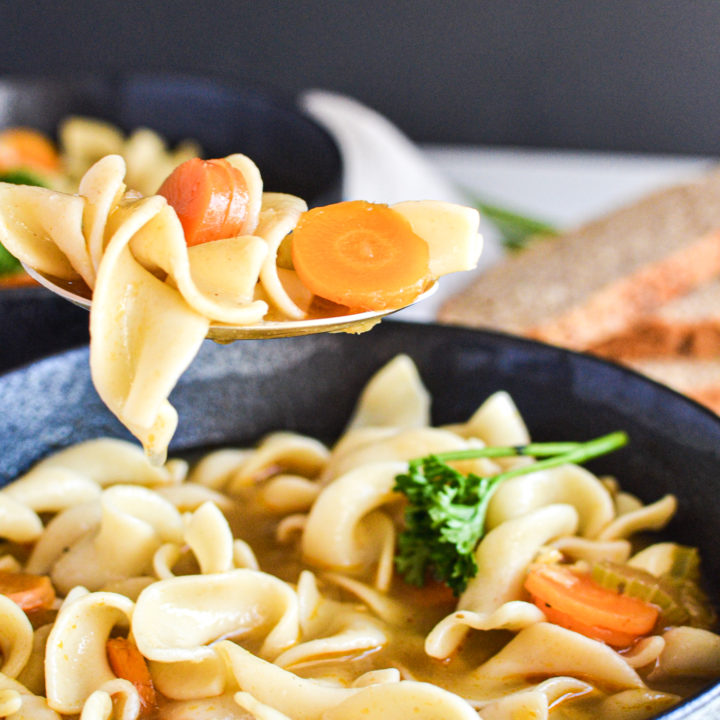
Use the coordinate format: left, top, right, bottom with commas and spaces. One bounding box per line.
227, 431, 329, 490
132, 569, 299, 662
183, 501, 235, 574
122, 127, 200, 197
343, 353, 431, 432
49, 485, 184, 594
301, 461, 404, 572
15, 438, 174, 488
458, 390, 531, 447
322, 681, 480, 720
127, 201, 269, 325
485, 464, 616, 537
0, 595, 33, 679
0, 495, 43, 543
391, 200, 482, 277
598, 688, 681, 719
148, 653, 227, 704
186, 449, 254, 490
460, 503, 578, 615
78, 679, 141, 720
1, 468, 101, 513
259, 474, 321, 514
78, 154, 126, 278
651, 627, 720, 679
597, 494, 677, 540
45, 591, 134, 715
217, 640, 361, 720
89, 193, 210, 463
550, 535, 632, 564
273, 572, 387, 670
426, 504, 579, 659
256, 192, 309, 319
59, 116, 125, 185
0, 183, 86, 281
154, 482, 233, 513
470, 622, 645, 695
321, 427, 472, 484
0, 674, 61, 719
25, 502, 101, 575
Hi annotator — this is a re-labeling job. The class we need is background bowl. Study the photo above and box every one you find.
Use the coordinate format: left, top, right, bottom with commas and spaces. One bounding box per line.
0, 73, 342, 372
1, 321, 719, 718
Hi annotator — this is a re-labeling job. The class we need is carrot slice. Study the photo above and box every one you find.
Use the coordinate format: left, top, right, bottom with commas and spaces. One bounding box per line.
0, 571, 55, 613
106, 637, 157, 715
0, 128, 60, 174
157, 157, 250, 246
291, 200, 431, 312
539, 601, 640, 647
525, 564, 659, 647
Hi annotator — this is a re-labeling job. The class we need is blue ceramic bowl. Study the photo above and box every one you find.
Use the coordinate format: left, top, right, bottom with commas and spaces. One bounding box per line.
1, 322, 719, 720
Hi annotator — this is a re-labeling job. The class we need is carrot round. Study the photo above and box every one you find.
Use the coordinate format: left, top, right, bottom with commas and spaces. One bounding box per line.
0, 571, 55, 613
157, 157, 250, 246
525, 564, 659, 647
106, 637, 157, 715
291, 200, 431, 312
0, 128, 61, 174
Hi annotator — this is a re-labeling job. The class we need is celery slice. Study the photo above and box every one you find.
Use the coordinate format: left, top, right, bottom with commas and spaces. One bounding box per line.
591, 561, 690, 628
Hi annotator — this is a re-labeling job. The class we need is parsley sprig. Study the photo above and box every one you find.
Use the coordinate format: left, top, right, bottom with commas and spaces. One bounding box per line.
394, 431, 628, 595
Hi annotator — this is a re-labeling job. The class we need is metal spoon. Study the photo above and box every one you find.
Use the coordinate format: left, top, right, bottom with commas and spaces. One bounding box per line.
23, 264, 438, 340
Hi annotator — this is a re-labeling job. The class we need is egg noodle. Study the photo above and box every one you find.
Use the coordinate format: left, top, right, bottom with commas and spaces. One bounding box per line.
0, 152, 481, 462
0, 356, 717, 719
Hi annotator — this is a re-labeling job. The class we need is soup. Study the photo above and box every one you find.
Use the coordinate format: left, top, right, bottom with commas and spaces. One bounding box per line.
0, 356, 717, 719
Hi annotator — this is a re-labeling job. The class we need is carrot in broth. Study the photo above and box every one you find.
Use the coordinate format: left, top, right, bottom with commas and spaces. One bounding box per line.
524, 564, 659, 647
106, 636, 158, 715
0, 571, 56, 613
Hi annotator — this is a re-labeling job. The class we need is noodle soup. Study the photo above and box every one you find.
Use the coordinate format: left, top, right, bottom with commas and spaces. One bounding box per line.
0, 356, 717, 719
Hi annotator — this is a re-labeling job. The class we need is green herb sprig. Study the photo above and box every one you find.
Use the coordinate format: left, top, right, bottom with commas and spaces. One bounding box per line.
394, 431, 628, 595
476, 200, 558, 251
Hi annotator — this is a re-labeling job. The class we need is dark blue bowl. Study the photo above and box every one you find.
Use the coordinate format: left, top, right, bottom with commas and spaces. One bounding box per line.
0, 321, 719, 720
0, 72, 342, 372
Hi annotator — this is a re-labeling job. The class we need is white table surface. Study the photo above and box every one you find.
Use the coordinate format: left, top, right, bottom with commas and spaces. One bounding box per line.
393, 145, 716, 323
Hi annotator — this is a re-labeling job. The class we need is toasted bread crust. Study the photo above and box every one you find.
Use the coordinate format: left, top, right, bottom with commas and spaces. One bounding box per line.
440, 167, 720, 349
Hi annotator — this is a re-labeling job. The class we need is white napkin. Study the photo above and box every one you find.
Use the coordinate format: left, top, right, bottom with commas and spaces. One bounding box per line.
299, 90, 502, 321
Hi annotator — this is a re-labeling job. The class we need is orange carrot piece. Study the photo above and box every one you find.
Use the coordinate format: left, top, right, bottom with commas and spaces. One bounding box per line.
539, 601, 640, 647
0, 571, 55, 613
291, 200, 431, 312
107, 637, 157, 715
0, 128, 60, 174
157, 157, 250, 246
524, 564, 658, 647
399, 577, 457, 608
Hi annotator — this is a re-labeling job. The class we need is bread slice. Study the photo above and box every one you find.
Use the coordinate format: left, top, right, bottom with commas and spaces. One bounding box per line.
589, 277, 720, 359
439, 167, 720, 350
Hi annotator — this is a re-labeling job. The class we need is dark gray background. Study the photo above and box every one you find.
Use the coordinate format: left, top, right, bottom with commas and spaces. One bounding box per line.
2, 1, 719, 155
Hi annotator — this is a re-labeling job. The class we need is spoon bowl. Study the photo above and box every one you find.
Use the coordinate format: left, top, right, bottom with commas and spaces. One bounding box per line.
22, 263, 439, 340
